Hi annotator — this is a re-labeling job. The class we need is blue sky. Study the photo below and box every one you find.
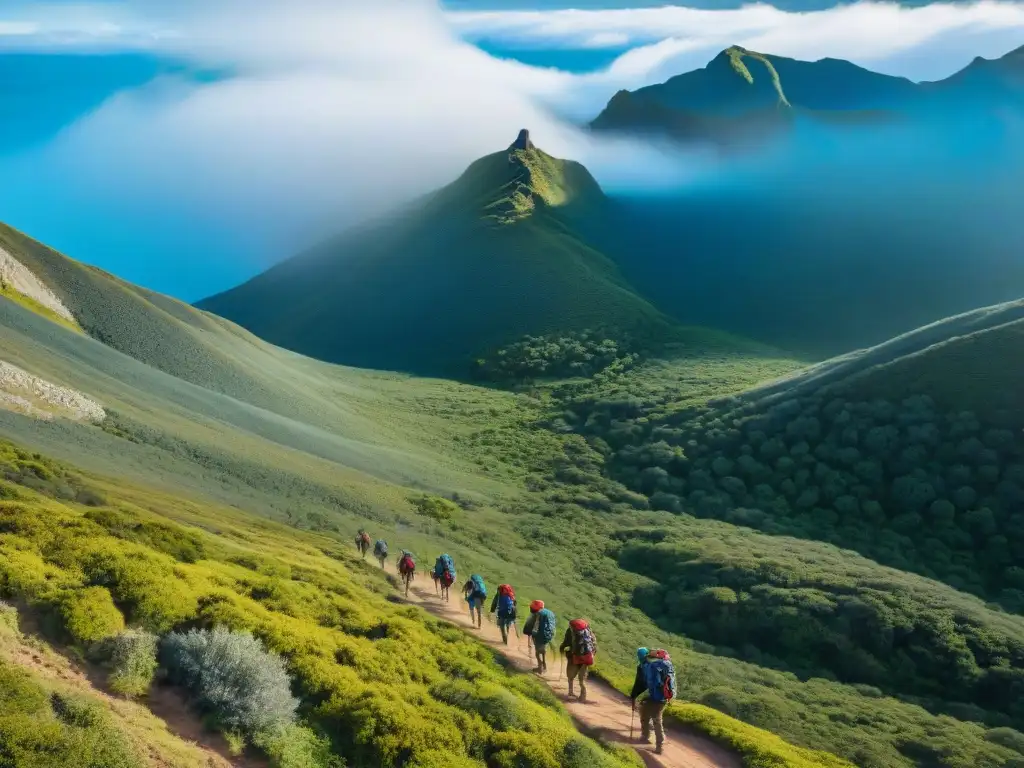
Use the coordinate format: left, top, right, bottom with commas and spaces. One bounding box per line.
1, 0, 1023, 300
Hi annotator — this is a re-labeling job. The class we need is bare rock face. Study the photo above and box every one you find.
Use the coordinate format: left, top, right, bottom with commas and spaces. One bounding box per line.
510, 128, 535, 151
0, 247, 76, 323
0, 360, 104, 422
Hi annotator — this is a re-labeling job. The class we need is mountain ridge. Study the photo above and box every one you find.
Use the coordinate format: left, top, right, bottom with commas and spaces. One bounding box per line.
198, 132, 710, 376
591, 42, 1020, 144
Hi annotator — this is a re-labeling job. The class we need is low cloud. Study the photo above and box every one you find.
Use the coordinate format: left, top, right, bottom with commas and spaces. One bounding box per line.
452, 1, 1024, 82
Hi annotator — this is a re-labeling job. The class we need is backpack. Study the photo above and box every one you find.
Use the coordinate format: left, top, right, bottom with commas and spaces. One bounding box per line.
535, 608, 556, 646
374, 540, 388, 557
360, 532, 371, 545
644, 653, 676, 703
435, 554, 455, 585
569, 619, 596, 665
399, 553, 415, 573
469, 575, 487, 599
497, 593, 516, 621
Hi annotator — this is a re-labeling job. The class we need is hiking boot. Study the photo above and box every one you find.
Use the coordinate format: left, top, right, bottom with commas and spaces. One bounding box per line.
532, 666, 543, 674
578, 694, 587, 704
639, 735, 651, 745
567, 686, 574, 697
655, 744, 663, 755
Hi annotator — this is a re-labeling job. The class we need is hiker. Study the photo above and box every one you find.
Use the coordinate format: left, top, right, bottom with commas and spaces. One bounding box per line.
490, 584, 517, 644
398, 550, 415, 596
355, 530, 371, 559
522, 600, 555, 674
559, 618, 597, 703
373, 539, 388, 568
630, 647, 676, 755
462, 574, 487, 629
433, 554, 456, 603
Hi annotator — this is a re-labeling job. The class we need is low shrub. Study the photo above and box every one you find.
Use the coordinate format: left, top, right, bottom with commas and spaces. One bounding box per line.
253, 723, 345, 768
160, 627, 298, 737
59, 586, 125, 645
105, 629, 158, 697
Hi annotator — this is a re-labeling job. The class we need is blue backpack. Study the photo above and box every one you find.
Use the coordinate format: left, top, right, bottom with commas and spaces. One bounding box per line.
644, 656, 677, 703
497, 593, 516, 621
535, 608, 556, 645
435, 554, 455, 580
469, 574, 487, 599
374, 540, 388, 557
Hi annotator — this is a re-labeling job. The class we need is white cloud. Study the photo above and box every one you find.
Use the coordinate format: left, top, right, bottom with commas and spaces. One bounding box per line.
450, 1, 1024, 82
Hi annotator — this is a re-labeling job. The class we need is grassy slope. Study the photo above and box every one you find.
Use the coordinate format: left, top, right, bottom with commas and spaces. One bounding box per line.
0, 249, 859, 764
841, 316, 1024, 424
198, 146, 678, 376
5, 220, 1020, 766
0, 440, 642, 768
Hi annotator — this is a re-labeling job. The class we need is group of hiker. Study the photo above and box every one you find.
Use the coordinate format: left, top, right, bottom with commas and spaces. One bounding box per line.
354, 532, 676, 755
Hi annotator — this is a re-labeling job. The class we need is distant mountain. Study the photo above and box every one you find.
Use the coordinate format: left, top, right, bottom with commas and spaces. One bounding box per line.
592, 45, 917, 145
198, 131, 681, 375
591, 43, 1023, 145
924, 43, 1024, 107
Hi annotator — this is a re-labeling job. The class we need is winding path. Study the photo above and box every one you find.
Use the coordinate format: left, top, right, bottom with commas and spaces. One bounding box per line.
383, 563, 740, 768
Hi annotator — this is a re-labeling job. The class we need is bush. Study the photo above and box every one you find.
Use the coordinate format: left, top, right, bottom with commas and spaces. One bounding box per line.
160, 627, 298, 736
105, 630, 158, 698
0, 600, 19, 634
59, 587, 125, 645
985, 727, 1024, 755
253, 724, 344, 768
412, 495, 459, 522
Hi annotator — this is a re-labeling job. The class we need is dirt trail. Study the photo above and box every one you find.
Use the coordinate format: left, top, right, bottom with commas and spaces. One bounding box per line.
383, 562, 740, 768
2, 611, 262, 768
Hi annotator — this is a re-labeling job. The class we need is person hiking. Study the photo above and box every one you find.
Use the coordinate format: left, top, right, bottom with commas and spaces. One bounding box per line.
398, 550, 415, 596
355, 530, 371, 559
433, 554, 456, 603
559, 618, 597, 703
462, 574, 487, 629
630, 647, 676, 755
490, 584, 517, 645
373, 539, 388, 569
522, 600, 555, 674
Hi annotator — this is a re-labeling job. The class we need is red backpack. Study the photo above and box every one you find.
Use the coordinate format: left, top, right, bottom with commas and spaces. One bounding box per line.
399, 553, 415, 574
569, 619, 596, 666
497, 584, 515, 600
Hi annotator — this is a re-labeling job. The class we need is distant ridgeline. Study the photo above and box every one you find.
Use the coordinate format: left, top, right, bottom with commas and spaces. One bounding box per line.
590, 43, 1024, 146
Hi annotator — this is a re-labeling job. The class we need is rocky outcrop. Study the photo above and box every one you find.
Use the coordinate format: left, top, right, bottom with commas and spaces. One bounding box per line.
0, 248, 75, 324
0, 360, 104, 422
510, 128, 535, 151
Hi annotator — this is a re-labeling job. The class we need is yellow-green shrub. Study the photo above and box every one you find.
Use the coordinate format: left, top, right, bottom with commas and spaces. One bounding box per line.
58, 586, 125, 644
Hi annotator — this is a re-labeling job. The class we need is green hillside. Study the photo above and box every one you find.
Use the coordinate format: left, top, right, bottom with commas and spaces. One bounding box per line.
3, 218, 1024, 766
555, 301, 1024, 749
198, 132, 678, 376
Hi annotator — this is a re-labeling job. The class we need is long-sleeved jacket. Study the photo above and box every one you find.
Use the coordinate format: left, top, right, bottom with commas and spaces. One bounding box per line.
490, 594, 517, 617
